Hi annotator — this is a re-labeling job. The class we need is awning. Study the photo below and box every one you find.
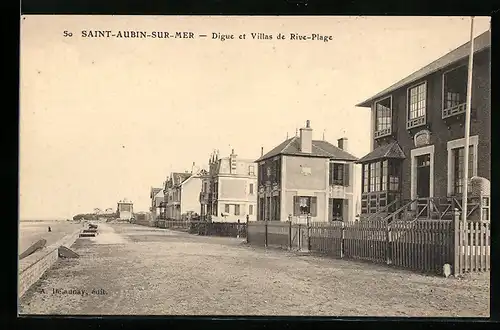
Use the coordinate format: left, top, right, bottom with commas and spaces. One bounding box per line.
356, 141, 405, 164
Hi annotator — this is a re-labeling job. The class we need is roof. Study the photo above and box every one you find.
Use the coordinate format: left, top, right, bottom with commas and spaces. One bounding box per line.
356, 29, 491, 107
356, 141, 406, 164
172, 172, 192, 186
150, 187, 162, 198
256, 136, 358, 162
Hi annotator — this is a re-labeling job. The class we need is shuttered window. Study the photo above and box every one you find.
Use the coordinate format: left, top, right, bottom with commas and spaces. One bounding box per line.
292, 196, 317, 217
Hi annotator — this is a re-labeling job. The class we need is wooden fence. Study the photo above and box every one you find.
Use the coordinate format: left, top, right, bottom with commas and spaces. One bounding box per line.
157, 220, 246, 238
246, 210, 490, 276
455, 220, 490, 274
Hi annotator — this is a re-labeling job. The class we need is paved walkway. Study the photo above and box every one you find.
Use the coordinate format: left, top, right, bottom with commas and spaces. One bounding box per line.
19, 223, 490, 316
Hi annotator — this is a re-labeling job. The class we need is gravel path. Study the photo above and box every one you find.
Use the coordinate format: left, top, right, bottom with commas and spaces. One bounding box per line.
19, 223, 490, 316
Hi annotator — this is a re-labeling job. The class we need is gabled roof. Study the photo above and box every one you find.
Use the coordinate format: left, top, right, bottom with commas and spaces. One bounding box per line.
150, 187, 162, 198
256, 136, 358, 162
178, 168, 207, 187
356, 29, 491, 108
356, 141, 406, 164
172, 172, 192, 186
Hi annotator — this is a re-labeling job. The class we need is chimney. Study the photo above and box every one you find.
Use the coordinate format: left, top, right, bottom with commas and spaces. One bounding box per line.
337, 138, 348, 151
261, 147, 264, 157
299, 120, 313, 153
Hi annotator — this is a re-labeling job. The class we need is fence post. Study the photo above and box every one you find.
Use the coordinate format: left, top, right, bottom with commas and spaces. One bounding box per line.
246, 217, 249, 244
385, 221, 391, 265
340, 221, 345, 259
453, 208, 460, 276
307, 214, 311, 251
288, 215, 292, 250
264, 220, 268, 248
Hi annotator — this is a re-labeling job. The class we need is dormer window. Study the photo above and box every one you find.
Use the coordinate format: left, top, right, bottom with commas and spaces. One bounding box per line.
442, 65, 468, 118
374, 96, 392, 138
406, 82, 427, 129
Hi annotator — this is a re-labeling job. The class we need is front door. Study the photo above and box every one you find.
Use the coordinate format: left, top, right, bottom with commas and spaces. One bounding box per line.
331, 199, 344, 221
416, 154, 431, 198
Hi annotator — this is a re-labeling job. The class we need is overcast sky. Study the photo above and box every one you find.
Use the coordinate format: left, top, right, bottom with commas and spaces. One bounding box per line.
19, 16, 490, 220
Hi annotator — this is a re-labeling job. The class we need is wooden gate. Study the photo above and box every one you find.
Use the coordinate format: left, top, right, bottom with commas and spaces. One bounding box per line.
454, 220, 490, 275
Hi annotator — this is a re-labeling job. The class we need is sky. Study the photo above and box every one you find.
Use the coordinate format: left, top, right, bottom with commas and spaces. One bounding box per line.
19, 15, 490, 220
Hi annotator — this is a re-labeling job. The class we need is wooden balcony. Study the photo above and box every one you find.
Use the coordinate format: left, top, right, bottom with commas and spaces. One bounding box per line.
406, 116, 426, 129
442, 103, 466, 119
374, 127, 392, 139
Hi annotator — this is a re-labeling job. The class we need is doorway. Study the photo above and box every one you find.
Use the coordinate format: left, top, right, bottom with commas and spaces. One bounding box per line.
330, 198, 344, 221
416, 154, 431, 198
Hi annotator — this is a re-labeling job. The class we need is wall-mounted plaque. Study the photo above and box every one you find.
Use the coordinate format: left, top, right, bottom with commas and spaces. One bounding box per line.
414, 129, 431, 148
300, 166, 312, 176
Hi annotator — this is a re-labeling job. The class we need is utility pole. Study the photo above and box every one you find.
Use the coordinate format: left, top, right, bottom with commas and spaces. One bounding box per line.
461, 16, 475, 226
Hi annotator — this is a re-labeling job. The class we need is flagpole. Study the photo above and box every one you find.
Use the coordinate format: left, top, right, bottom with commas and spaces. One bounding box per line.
461, 16, 475, 225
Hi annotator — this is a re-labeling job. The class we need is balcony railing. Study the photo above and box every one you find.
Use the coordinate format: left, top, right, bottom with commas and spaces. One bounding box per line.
330, 179, 345, 186
442, 102, 466, 119
406, 116, 426, 129
374, 127, 391, 139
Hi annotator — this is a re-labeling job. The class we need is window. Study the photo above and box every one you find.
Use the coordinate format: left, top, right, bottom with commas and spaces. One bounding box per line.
369, 162, 381, 192
442, 66, 468, 119
271, 158, 281, 184
293, 196, 317, 217
389, 161, 400, 191
203, 182, 208, 193
382, 160, 388, 191
363, 164, 369, 193
375, 97, 392, 133
329, 163, 345, 186
363, 159, 402, 193
234, 204, 240, 216
258, 198, 265, 220
249, 204, 254, 215
249, 183, 254, 194
453, 146, 474, 195
225, 204, 230, 213
408, 83, 426, 120
258, 163, 265, 183
299, 197, 311, 215
272, 195, 280, 220
248, 165, 255, 175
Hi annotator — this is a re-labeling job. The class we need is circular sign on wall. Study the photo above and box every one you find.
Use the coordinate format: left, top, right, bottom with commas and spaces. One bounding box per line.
414, 130, 431, 148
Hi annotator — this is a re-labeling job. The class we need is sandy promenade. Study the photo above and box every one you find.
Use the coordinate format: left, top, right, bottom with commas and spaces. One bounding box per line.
19, 223, 490, 317
19, 221, 82, 255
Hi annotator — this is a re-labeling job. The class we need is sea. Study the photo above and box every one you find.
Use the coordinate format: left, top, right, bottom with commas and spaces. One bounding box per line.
18, 220, 82, 256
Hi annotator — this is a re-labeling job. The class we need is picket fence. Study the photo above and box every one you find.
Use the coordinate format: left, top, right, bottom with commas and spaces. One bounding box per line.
156, 220, 247, 238
247, 211, 490, 276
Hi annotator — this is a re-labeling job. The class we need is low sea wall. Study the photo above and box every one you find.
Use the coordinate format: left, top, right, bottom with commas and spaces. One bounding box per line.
19, 228, 82, 298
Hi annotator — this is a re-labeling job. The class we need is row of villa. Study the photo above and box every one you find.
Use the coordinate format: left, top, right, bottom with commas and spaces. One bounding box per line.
148, 30, 490, 225
149, 126, 359, 224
